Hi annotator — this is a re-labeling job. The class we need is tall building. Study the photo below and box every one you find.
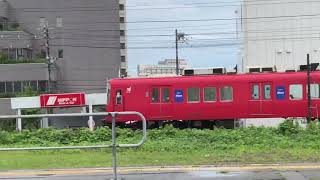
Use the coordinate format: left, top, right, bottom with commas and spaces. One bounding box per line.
0, 0, 127, 128
119, 0, 128, 77
0, 0, 127, 95
137, 59, 188, 77
240, 0, 320, 73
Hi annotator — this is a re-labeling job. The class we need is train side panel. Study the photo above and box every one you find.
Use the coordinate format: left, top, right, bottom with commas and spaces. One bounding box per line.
106, 72, 320, 122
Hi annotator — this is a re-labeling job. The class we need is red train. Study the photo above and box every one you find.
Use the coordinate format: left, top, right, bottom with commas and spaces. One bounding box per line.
106, 71, 320, 126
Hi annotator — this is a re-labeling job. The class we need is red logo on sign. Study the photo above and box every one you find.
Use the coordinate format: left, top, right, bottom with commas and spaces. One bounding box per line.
40, 93, 86, 108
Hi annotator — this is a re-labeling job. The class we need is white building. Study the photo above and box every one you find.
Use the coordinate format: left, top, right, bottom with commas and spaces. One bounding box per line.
240, 0, 320, 73
137, 59, 189, 77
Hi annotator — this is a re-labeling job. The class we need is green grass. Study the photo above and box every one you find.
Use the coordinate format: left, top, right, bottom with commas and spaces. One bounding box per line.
1, 148, 320, 170
1, 120, 320, 170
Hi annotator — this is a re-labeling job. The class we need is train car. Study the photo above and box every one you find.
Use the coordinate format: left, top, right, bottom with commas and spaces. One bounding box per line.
106, 71, 320, 126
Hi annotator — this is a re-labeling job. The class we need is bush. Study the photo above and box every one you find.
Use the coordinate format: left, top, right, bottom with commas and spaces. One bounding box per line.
278, 119, 301, 135
1, 124, 320, 152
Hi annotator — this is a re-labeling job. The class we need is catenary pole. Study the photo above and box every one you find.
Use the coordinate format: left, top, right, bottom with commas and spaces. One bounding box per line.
175, 29, 179, 75
307, 54, 312, 123
44, 25, 52, 93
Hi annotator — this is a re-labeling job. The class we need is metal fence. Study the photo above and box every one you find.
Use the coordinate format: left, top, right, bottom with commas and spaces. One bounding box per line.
0, 111, 147, 180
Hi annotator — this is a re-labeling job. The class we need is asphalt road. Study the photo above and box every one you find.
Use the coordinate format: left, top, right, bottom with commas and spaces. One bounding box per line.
2, 164, 320, 180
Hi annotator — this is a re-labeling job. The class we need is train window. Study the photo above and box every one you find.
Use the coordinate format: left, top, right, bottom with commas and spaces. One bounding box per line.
220, 86, 233, 101
289, 84, 303, 100
251, 85, 259, 100
162, 88, 170, 103
310, 84, 320, 99
188, 88, 200, 102
151, 88, 159, 103
263, 85, 271, 100
204, 87, 216, 102
116, 90, 122, 105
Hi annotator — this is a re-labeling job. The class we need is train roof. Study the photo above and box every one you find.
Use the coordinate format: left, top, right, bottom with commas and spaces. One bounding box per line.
110, 71, 320, 85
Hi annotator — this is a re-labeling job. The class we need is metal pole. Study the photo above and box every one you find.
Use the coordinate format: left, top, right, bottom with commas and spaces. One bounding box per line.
44, 25, 52, 93
307, 54, 312, 123
111, 113, 117, 180
88, 102, 95, 131
16, 109, 22, 132
175, 29, 179, 75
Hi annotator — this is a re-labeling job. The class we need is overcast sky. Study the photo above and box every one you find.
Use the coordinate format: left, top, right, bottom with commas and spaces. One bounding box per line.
126, 0, 241, 76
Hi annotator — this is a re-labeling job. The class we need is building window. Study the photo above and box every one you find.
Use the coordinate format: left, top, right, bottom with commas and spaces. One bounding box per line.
162, 88, 170, 103
0, 18, 8, 31
120, 17, 125, 23
289, 84, 303, 100
121, 56, 126, 62
188, 88, 200, 102
30, 81, 38, 91
120, 43, 126, 49
120, 30, 125, 36
14, 81, 22, 93
22, 81, 30, 90
5, 82, 13, 93
56, 17, 63, 28
40, 49, 46, 58
220, 86, 233, 101
8, 48, 16, 60
204, 87, 216, 102
0, 82, 5, 93
151, 88, 159, 103
40, 17, 47, 27
38, 80, 47, 92
58, 49, 63, 58
17, 49, 23, 60
120, 68, 127, 77
119, 4, 125, 10
310, 84, 320, 99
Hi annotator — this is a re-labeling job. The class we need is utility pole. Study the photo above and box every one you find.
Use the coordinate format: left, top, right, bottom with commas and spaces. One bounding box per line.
43, 24, 52, 93
42, 24, 51, 129
175, 29, 188, 75
175, 29, 179, 75
307, 54, 312, 123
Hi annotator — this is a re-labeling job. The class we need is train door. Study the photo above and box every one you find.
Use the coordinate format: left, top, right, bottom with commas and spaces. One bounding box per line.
249, 83, 261, 115
260, 83, 273, 115
310, 83, 320, 118
150, 87, 161, 118
150, 86, 173, 119
248, 83, 273, 115
114, 89, 124, 112
160, 86, 173, 119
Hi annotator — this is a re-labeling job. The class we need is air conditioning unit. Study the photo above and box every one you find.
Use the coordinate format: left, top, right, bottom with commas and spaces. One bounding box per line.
183, 67, 226, 76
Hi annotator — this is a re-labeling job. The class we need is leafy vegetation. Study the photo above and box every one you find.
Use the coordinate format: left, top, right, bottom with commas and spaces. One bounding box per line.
0, 53, 46, 64
0, 22, 21, 31
1, 120, 320, 169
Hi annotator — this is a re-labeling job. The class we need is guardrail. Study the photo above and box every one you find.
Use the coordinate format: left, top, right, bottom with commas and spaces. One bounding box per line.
0, 111, 147, 180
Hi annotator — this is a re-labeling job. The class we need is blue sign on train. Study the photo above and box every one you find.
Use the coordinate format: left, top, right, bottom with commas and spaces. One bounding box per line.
175, 90, 184, 102
276, 86, 286, 100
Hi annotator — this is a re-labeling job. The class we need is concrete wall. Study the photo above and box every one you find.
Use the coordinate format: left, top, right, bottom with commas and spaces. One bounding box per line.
0, 98, 14, 115
240, 118, 285, 128
0, 31, 33, 49
0, 63, 51, 81
241, 0, 320, 72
